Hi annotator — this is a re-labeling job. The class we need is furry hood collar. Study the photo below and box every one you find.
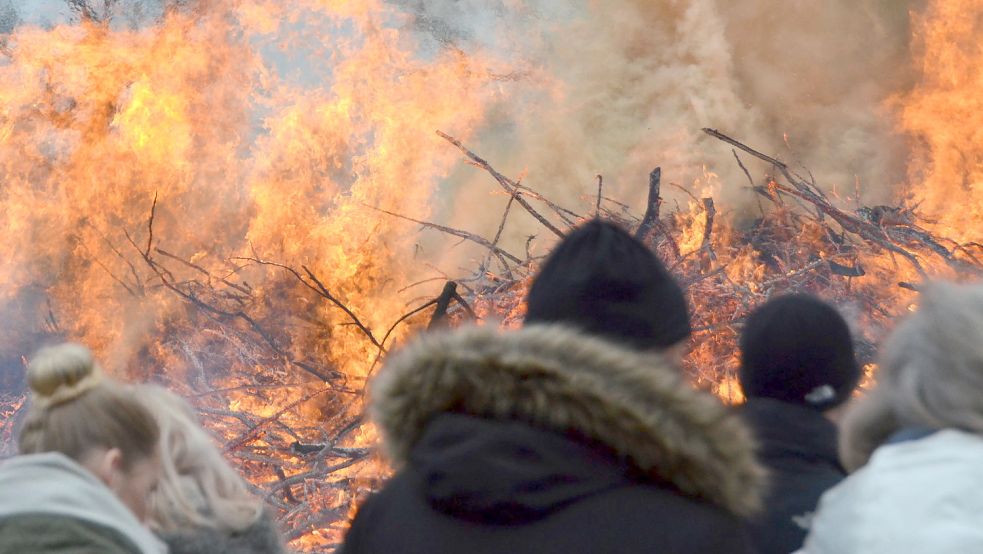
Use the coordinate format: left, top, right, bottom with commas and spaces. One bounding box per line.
371, 324, 765, 516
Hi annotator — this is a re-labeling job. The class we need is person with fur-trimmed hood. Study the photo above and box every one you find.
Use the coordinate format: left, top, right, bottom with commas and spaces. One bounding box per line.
340, 219, 765, 554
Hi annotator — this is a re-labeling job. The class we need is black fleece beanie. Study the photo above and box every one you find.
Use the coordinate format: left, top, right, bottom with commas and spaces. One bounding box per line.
524, 219, 691, 351
739, 294, 860, 410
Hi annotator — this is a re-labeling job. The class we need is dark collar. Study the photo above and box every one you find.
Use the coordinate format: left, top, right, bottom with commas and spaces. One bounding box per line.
742, 398, 842, 469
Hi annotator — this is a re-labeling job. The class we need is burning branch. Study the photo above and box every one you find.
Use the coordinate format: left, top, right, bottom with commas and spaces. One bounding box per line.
366, 205, 524, 268
35, 118, 979, 551
432, 127, 982, 405
436, 130, 567, 239
703, 128, 937, 276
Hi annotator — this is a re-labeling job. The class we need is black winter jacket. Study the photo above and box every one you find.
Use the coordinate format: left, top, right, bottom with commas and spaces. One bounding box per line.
741, 398, 846, 554
341, 324, 766, 554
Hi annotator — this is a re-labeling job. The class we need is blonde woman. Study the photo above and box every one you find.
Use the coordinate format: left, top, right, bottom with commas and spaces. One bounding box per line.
799, 282, 983, 552
138, 385, 286, 554
0, 343, 166, 554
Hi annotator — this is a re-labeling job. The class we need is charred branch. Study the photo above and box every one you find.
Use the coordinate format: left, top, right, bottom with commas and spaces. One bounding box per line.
700, 198, 717, 261
635, 168, 662, 241
828, 260, 866, 277
427, 281, 459, 330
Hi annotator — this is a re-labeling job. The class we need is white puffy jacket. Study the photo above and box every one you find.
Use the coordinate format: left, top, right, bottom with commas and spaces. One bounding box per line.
798, 429, 983, 553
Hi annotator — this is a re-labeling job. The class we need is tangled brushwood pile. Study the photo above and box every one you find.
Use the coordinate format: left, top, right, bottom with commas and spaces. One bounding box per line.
426, 129, 983, 401
2, 128, 979, 549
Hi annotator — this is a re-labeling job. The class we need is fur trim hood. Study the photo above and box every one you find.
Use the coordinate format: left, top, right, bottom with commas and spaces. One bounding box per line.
371, 324, 766, 516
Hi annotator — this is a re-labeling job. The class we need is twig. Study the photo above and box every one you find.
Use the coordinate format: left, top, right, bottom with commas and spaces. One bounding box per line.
223, 388, 332, 454
437, 130, 566, 239
701, 198, 717, 261
228, 255, 382, 350
366, 205, 523, 265
733, 150, 755, 188
156, 248, 251, 296
511, 183, 581, 226
482, 194, 516, 280
302, 266, 382, 349
635, 168, 662, 241
595, 175, 603, 217
145, 191, 157, 258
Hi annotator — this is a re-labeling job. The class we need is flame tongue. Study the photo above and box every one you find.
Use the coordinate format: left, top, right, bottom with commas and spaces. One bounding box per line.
0, 1, 507, 548
0, 0, 982, 550
901, 0, 983, 243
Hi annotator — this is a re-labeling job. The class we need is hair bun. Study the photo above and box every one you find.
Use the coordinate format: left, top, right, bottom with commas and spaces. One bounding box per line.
27, 343, 103, 409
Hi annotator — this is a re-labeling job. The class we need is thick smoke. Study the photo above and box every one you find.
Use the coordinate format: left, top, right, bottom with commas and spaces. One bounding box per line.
399, 0, 917, 255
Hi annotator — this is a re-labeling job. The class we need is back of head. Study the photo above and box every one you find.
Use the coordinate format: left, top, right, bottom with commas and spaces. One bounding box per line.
841, 281, 983, 469
18, 343, 158, 469
524, 219, 691, 350
739, 294, 860, 411
138, 385, 262, 533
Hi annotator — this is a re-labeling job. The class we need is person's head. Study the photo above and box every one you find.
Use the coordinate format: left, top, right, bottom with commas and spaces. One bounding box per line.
840, 282, 983, 470
739, 294, 860, 412
18, 343, 161, 521
137, 385, 263, 533
524, 219, 691, 354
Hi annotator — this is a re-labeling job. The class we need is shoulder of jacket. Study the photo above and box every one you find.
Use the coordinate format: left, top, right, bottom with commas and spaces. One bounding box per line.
0, 513, 142, 553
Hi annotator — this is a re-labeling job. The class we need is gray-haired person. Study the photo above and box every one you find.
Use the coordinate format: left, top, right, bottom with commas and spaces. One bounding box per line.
799, 282, 983, 552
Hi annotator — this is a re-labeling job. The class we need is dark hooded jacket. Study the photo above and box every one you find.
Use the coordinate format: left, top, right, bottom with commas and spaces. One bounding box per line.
741, 398, 845, 554
341, 324, 766, 554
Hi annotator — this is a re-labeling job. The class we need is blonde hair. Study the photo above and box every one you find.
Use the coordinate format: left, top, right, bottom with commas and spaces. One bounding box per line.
840, 281, 983, 470
138, 385, 264, 533
18, 343, 159, 469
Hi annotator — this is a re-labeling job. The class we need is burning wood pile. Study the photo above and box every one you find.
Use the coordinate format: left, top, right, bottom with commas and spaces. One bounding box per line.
1, 126, 980, 549
431, 128, 982, 401
2, 0, 982, 551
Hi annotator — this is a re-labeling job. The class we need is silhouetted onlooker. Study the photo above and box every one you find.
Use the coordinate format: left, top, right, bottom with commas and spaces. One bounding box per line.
738, 294, 860, 554
0, 344, 166, 553
799, 282, 983, 552
340, 220, 765, 554
138, 385, 287, 554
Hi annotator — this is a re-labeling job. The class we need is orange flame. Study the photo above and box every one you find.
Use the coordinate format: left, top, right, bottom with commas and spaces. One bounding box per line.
0, 1, 511, 548
900, 0, 983, 244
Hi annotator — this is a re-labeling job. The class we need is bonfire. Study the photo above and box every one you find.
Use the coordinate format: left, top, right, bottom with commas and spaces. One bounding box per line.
1, 0, 982, 551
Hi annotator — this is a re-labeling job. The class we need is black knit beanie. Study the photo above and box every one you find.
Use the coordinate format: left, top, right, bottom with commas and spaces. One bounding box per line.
524, 219, 691, 351
739, 294, 860, 410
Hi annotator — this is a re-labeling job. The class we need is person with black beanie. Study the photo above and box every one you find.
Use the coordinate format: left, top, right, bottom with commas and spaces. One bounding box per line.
738, 293, 861, 554
523, 218, 692, 353
341, 219, 765, 554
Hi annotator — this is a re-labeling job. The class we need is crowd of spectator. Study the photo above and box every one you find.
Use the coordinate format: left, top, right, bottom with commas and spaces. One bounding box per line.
3, 219, 980, 553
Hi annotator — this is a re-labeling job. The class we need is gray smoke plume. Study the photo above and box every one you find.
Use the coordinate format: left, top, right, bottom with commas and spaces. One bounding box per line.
398, 0, 917, 252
